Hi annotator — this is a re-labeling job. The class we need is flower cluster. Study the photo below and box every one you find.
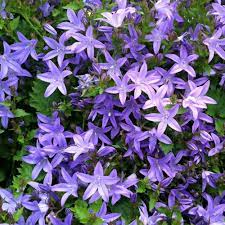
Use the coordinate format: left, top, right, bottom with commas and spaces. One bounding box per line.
1, 0, 225, 224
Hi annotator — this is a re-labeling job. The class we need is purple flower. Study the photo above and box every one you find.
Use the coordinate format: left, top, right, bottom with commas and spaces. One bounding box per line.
43, 34, 71, 67
208, 133, 224, 156
203, 28, 225, 62
202, 170, 221, 192
141, 153, 181, 182
57, 9, 85, 33
0, 42, 22, 78
166, 45, 198, 77
211, 3, 225, 25
64, 130, 94, 161
96, 202, 121, 224
49, 213, 73, 225
77, 162, 120, 202
37, 60, 72, 97
98, 7, 136, 28
98, 50, 127, 80
68, 26, 105, 59
189, 194, 225, 224
182, 81, 217, 120
145, 26, 168, 54
0, 105, 14, 128
127, 61, 160, 99
139, 202, 165, 225
11, 32, 38, 64
143, 85, 170, 109
106, 74, 135, 105
51, 168, 78, 206
145, 104, 181, 135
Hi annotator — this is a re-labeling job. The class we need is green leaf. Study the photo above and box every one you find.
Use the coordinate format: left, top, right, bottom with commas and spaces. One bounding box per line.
137, 178, 151, 193
110, 198, 137, 223
0, 170, 5, 182
14, 109, 30, 117
71, 200, 91, 224
9, 16, 20, 31
89, 199, 102, 213
63, 1, 84, 11
91, 217, 104, 225
215, 119, 225, 136
29, 79, 63, 115
0, 129, 4, 134
13, 207, 23, 222
159, 142, 174, 154
149, 193, 159, 211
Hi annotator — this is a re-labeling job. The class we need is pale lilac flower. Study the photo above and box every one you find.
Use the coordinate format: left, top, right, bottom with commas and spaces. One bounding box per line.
77, 162, 120, 202
98, 7, 136, 28
37, 60, 72, 97
143, 85, 170, 109
68, 26, 105, 59
203, 29, 225, 62
64, 130, 94, 161
211, 3, 225, 25
49, 213, 73, 225
166, 45, 198, 77
182, 81, 217, 120
0, 105, 14, 128
105, 75, 135, 105
127, 61, 160, 99
145, 104, 181, 135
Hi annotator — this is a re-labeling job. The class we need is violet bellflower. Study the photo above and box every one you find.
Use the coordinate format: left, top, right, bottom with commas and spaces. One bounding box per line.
145, 104, 182, 135
182, 80, 217, 120
0, 41, 22, 79
64, 130, 94, 161
57, 9, 85, 33
51, 168, 78, 206
49, 213, 73, 225
202, 170, 221, 192
37, 60, 72, 97
43, 34, 71, 67
203, 28, 225, 62
98, 7, 136, 28
127, 61, 160, 99
10, 32, 38, 64
208, 133, 224, 156
67, 25, 105, 59
105, 74, 135, 105
96, 202, 121, 225
0, 105, 14, 128
166, 45, 198, 77
76, 162, 120, 202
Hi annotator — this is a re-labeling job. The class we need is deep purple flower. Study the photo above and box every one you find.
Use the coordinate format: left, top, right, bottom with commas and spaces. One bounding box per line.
202, 170, 221, 192
37, 60, 72, 97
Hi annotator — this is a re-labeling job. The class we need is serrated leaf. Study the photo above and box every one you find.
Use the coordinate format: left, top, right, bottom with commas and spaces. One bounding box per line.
215, 119, 225, 136
29, 79, 62, 115
63, 1, 84, 11
13, 207, 23, 222
14, 109, 30, 117
149, 193, 159, 211
71, 200, 90, 224
137, 178, 151, 193
89, 199, 102, 213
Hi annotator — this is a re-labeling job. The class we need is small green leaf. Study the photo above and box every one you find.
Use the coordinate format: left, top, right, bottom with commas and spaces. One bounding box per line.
63, 2, 84, 11
149, 193, 158, 211
137, 178, 151, 193
89, 199, 102, 213
215, 119, 225, 136
159, 142, 174, 154
14, 109, 30, 117
9, 16, 20, 31
92, 217, 104, 225
13, 207, 23, 222
71, 200, 91, 224
0, 129, 4, 134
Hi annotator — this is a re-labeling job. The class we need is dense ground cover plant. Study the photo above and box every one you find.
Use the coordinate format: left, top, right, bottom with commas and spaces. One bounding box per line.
1, 0, 225, 224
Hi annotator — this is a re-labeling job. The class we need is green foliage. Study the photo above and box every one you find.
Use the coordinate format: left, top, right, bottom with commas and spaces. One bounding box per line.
13, 207, 23, 222
110, 198, 138, 223
29, 79, 62, 115
70, 199, 104, 225
137, 178, 151, 193
13, 109, 30, 118
11, 163, 33, 195
63, 1, 84, 11
159, 142, 174, 154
